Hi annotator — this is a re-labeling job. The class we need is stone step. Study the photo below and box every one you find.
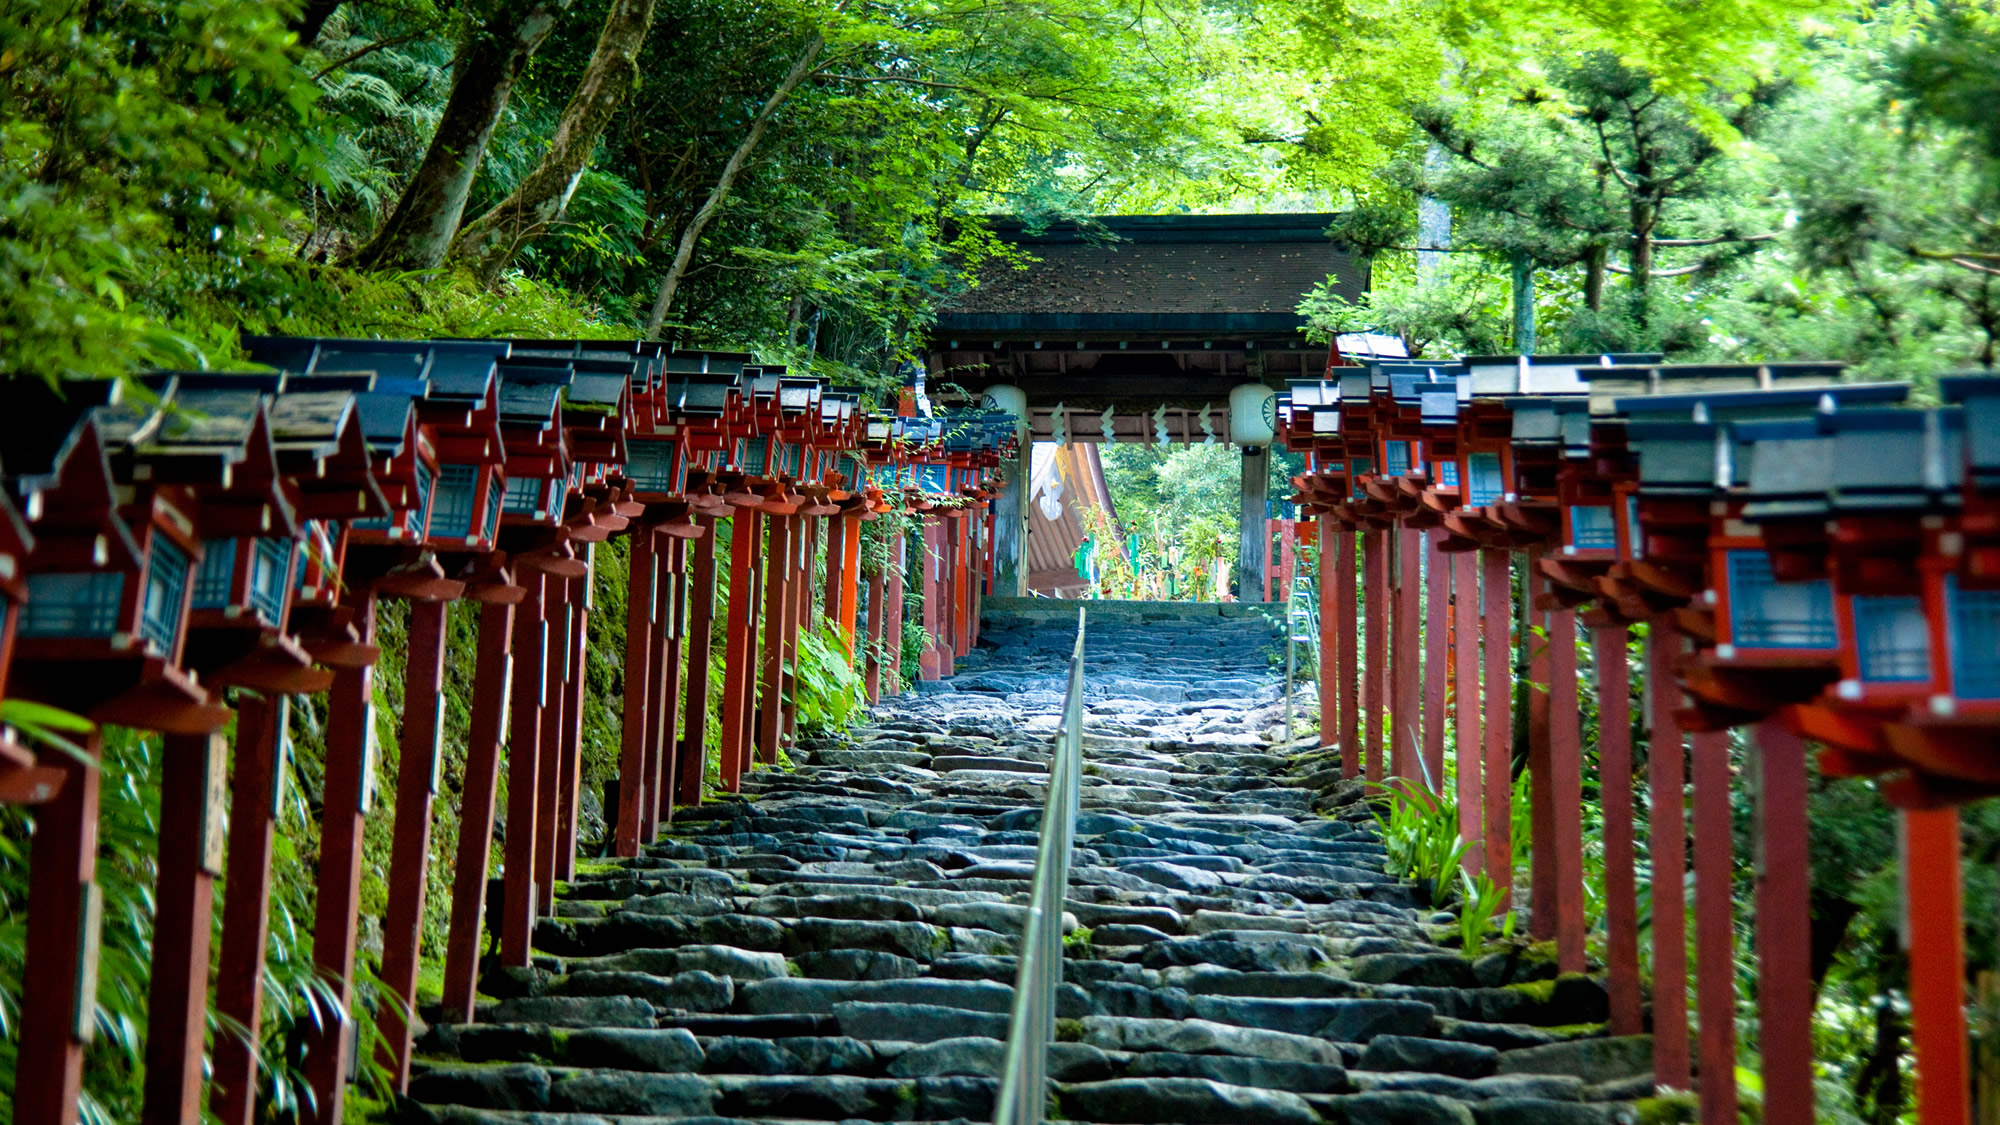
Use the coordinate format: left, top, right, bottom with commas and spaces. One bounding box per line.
410, 613, 1644, 1125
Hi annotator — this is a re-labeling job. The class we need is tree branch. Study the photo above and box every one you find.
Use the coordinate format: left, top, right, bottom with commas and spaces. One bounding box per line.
643, 28, 831, 338
1652, 233, 1777, 247
826, 73, 983, 93
313, 31, 425, 79
1605, 261, 1707, 277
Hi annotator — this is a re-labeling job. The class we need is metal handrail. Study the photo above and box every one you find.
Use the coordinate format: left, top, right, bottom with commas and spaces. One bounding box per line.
992, 607, 1087, 1125
1283, 573, 1318, 740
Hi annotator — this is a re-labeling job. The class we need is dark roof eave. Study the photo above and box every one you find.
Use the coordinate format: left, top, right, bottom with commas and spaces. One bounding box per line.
932, 312, 1311, 336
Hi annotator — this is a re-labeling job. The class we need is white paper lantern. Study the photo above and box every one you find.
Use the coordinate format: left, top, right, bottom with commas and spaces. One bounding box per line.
981, 383, 1028, 438
1229, 383, 1277, 447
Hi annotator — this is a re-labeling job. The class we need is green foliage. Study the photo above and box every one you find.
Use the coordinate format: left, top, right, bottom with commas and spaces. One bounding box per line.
1093, 442, 1246, 600
1301, 267, 1513, 358
0, 0, 317, 379
789, 621, 868, 736
1369, 781, 1470, 909
1456, 868, 1515, 955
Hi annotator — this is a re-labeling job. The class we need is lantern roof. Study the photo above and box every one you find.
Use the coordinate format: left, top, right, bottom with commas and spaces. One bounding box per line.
1614, 381, 1908, 422
1580, 361, 1848, 415
1940, 375, 2000, 489
1464, 353, 1663, 396
496, 363, 570, 425
1731, 412, 1957, 515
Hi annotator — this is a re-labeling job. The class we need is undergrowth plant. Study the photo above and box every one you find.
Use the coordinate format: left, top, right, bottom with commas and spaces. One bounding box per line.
1456, 869, 1515, 955
790, 621, 868, 736
1369, 781, 1469, 910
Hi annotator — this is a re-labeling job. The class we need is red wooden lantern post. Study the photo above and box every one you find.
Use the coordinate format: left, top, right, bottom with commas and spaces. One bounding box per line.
1, 375, 250, 1125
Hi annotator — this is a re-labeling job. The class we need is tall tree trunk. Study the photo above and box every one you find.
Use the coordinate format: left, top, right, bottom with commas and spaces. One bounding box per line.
1510, 251, 1536, 353
1629, 198, 1656, 325
452, 0, 658, 277
1584, 244, 1607, 311
641, 32, 825, 339
348, 0, 569, 272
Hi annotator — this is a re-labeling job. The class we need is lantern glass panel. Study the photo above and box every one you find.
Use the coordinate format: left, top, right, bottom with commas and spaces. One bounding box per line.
742, 437, 769, 475
1384, 441, 1413, 476
429, 464, 479, 538
1351, 457, 1374, 499
1949, 578, 2000, 699
916, 464, 949, 493
1626, 495, 1643, 557
1569, 506, 1617, 550
1726, 550, 1835, 648
1434, 460, 1459, 488
141, 537, 191, 653
627, 440, 678, 492
484, 474, 503, 539
1466, 453, 1505, 506
412, 459, 435, 536
1853, 595, 1930, 683
503, 476, 546, 515
21, 572, 125, 637
192, 538, 237, 609
250, 538, 292, 623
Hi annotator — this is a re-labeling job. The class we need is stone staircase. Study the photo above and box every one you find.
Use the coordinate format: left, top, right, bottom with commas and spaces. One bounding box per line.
403, 603, 1648, 1125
